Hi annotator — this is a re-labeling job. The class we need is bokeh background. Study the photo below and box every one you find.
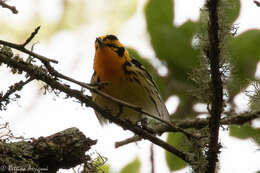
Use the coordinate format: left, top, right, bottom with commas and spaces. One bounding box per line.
1, 0, 260, 172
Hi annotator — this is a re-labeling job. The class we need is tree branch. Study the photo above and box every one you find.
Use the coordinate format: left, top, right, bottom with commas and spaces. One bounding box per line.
0, 78, 34, 110
1, 44, 260, 166
254, 0, 260, 7
40, 55, 198, 139
114, 111, 260, 148
173, 112, 260, 129
0, 49, 193, 164
205, 0, 223, 172
115, 135, 142, 148
150, 144, 155, 173
22, 26, 41, 47
0, 26, 58, 64
0, 46, 259, 168
0, 127, 97, 173
0, 0, 18, 14
1, 31, 194, 138
1, 48, 260, 169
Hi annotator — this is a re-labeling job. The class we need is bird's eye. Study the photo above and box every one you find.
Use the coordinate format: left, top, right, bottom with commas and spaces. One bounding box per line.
104, 35, 118, 41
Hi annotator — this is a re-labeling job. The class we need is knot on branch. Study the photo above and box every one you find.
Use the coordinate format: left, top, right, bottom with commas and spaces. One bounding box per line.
0, 127, 97, 173
32, 127, 97, 171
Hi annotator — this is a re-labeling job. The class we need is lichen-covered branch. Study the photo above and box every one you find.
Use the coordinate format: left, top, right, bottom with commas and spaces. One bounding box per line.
1, 44, 260, 167
1, 46, 260, 168
0, 26, 193, 139
205, 0, 223, 172
114, 111, 260, 148
173, 111, 260, 129
0, 78, 34, 111
0, 47, 192, 164
0, 127, 97, 173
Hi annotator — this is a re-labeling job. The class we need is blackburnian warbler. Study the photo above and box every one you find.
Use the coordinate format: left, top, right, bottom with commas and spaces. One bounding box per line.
91, 35, 170, 132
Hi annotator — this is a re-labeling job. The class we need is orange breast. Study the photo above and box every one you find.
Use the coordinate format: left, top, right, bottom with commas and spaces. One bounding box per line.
94, 47, 124, 82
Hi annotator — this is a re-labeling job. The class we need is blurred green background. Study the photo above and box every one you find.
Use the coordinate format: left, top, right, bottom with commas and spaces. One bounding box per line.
1, 0, 260, 172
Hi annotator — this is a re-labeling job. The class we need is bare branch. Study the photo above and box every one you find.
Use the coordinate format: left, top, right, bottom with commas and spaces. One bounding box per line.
115, 135, 142, 148
0, 26, 58, 64
254, 0, 260, 7
0, 122, 24, 141
0, 40, 58, 63
22, 26, 41, 47
0, 0, 18, 14
150, 144, 155, 173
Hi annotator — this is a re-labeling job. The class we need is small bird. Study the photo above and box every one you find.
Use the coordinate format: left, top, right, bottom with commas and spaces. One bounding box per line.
91, 35, 170, 132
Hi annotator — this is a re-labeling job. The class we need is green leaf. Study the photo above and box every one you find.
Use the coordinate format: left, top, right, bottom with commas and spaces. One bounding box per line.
166, 133, 187, 171
145, 0, 199, 84
145, 0, 175, 61
145, 0, 201, 120
229, 124, 260, 146
145, 0, 173, 27
120, 157, 141, 173
166, 21, 199, 82
228, 29, 260, 98
220, 0, 240, 24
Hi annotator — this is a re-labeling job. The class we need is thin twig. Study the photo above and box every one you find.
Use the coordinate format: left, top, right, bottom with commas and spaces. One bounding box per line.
0, 78, 34, 110
0, 0, 18, 14
0, 122, 24, 141
254, 0, 260, 7
105, 116, 191, 163
0, 78, 34, 101
0, 40, 58, 63
205, 0, 223, 172
172, 112, 260, 129
115, 135, 142, 148
22, 26, 41, 47
0, 27, 58, 64
150, 144, 155, 173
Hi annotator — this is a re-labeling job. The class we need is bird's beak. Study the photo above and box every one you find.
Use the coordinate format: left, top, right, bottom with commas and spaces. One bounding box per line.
96, 37, 105, 46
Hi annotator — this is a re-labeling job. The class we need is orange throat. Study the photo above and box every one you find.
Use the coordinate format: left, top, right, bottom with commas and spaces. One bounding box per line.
94, 48, 124, 82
